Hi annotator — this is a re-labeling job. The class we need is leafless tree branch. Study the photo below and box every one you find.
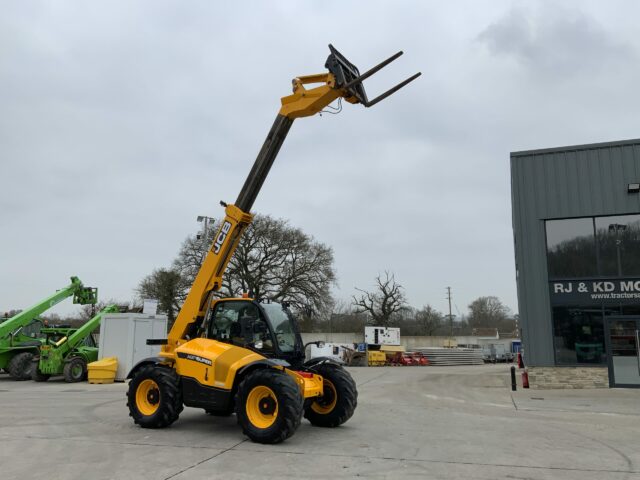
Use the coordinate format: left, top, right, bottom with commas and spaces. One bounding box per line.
352, 271, 407, 327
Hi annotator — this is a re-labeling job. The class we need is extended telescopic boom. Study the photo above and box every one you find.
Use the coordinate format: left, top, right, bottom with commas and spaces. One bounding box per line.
164, 45, 420, 351
0, 276, 97, 339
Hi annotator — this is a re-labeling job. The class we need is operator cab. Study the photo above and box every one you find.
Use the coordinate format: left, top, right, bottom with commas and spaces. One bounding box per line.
39, 328, 97, 347
204, 299, 305, 367
20, 319, 44, 338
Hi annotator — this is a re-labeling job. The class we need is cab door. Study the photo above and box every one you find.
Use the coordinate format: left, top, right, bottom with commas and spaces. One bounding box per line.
208, 300, 276, 356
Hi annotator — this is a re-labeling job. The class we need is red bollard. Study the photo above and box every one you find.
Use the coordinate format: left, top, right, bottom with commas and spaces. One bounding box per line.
517, 352, 524, 369
522, 371, 529, 388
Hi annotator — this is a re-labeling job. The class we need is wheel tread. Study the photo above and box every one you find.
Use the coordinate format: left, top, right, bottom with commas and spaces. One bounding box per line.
63, 357, 87, 383
7, 352, 34, 380
235, 369, 303, 444
304, 364, 358, 428
126, 365, 182, 429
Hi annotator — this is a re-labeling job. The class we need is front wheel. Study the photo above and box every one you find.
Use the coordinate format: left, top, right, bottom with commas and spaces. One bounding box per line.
127, 365, 182, 429
235, 369, 303, 444
63, 357, 87, 383
304, 364, 357, 428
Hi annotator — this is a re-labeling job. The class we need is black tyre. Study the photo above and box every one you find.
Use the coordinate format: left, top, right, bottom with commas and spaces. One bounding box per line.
63, 357, 87, 383
7, 352, 34, 380
235, 368, 303, 444
304, 364, 357, 428
127, 365, 183, 429
31, 366, 51, 382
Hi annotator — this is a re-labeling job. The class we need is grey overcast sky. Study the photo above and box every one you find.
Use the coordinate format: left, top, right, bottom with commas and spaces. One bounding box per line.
2, 1, 640, 318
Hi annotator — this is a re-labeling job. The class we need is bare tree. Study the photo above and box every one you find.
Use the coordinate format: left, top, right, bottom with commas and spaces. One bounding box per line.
76, 299, 131, 323
415, 305, 443, 336
173, 214, 336, 317
137, 268, 189, 329
467, 296, 512, 330
39, 312, 62, 326
173, 225, 215, 287
352, 272, 407, 327
319, 300, 368, 334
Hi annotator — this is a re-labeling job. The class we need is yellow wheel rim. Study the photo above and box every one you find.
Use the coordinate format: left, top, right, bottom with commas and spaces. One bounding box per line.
246, 385, 278, 429
136, 379, 160, 416
311, 379, 337, 414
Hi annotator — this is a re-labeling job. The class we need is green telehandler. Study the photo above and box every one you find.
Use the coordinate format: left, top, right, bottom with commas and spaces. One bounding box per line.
31, 304, 118, 382
0, 277, 97, 380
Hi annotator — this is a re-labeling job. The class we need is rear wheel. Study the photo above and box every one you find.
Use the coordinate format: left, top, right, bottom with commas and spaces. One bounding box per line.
7, 352, 34, 380
304, 364, 357, 428
127, 365, 182, 429
63, 357, 87, 383
235, 369, 303, 444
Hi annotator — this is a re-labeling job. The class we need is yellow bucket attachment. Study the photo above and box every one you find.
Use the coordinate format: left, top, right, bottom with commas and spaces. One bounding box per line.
87, 357, 118, 384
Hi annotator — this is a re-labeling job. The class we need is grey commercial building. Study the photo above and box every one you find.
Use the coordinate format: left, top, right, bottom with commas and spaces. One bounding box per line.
511, 138, 640, 388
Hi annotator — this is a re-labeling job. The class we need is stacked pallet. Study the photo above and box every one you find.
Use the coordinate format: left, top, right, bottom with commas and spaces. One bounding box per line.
411, 347, 484, 366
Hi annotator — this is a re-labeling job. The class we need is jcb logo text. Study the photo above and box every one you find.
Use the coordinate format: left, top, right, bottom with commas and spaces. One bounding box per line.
213, 221, 232, 253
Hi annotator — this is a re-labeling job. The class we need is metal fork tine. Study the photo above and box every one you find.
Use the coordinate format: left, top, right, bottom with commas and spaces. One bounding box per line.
364, 72, 422, 107
343, 51, 404, 90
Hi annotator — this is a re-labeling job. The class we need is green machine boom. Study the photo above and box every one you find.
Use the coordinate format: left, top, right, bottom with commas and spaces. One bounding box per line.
32, 304, 118, 383
0, 276, 97, 380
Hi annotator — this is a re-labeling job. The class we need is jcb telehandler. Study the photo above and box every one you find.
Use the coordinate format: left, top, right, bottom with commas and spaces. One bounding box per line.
126, 45, 420, 444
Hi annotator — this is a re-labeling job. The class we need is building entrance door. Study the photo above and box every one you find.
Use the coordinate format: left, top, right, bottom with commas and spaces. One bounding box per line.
606, 317, 640, 387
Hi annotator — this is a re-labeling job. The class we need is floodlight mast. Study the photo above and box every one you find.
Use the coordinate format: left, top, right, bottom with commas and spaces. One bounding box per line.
165, 45, 421, 349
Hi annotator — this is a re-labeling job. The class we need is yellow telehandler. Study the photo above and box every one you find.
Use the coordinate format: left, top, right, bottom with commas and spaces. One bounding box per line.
126, 45, 420, 444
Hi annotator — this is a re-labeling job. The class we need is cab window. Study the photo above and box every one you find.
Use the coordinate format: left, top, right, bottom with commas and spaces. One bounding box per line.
208, 301, 274, 354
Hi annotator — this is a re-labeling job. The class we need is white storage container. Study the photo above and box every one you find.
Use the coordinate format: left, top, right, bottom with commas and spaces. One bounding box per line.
364, 326, 401, 346
308, 343, 354, 363
98, 313, 168, 381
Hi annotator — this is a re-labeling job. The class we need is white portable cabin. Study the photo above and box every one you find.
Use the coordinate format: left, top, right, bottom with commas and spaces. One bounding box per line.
98, 313, 168, 381
364, 326, 400, 346
307, 343, 354, 363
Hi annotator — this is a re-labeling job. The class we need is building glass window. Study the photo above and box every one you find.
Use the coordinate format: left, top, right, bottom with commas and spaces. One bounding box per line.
552, 306, 605, 365
546, 218, 597, 278
595, 215, 640, 277
546, 214, 640, 367
621, 305, 640, 316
